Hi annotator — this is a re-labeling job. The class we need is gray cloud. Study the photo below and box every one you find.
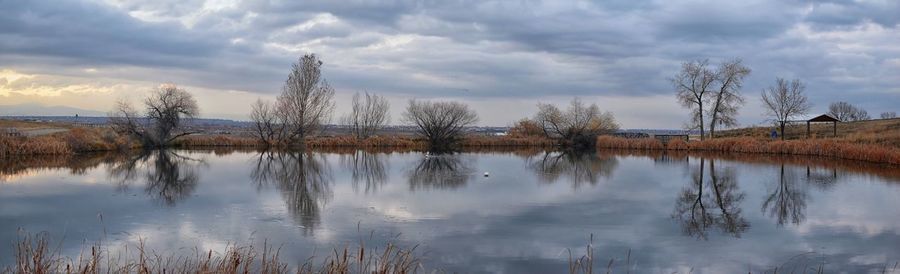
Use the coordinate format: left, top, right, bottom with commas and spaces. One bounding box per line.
0, 0, 898, 127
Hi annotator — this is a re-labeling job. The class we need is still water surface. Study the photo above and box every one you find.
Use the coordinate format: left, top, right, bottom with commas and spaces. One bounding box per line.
1, 149, 899, 273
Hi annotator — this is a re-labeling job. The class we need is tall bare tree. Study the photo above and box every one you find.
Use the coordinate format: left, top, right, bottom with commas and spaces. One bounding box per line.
881, 112, 897, 119
761, 78, 811, 140
341, 91, 390, 139
534, 98, 619, 149
278, 54, 335, 143
402, 100, 478, 152
110, 84, 199, 147
672, 60, 716, 140
708, 59, 751, 138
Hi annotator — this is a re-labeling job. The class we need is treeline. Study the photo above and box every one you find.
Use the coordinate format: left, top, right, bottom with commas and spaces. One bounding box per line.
102, 53, 620, 152
99, 53, 896, 152
671, 58, 895, 141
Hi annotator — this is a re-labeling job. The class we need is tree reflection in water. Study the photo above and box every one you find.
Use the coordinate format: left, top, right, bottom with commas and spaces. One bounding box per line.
762, 164, 808, 226
407, 153, 474, 190
251, 151, 332, 235
527, 151, 618, 187
339, 150, 388, 194
673, 158, 749, 239
107, 150, 204, 206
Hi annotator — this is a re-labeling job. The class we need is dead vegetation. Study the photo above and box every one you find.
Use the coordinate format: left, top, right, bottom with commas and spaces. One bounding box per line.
715, 117, 900, 147
0, 127, 133, 158
2, 233, 424, 274
597, 135, 900, 165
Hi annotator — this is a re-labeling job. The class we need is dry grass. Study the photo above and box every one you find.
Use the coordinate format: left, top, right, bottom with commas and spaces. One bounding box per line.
596, 136, 900, 165
596, 136, 664, 150
0, 135, 71, 157
460, 135, 556, 147
716, 118, 900, 146
175, 135, 263, 147
0, 128, 132, 158
2, 233, 425, 274
306, 135, 554, 149
306, 135, 425, 148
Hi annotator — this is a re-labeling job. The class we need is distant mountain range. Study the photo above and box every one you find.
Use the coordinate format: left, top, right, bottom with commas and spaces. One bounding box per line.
0, 103, 106, 116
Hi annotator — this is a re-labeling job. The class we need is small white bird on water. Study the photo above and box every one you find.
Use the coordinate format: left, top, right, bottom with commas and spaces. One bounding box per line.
483, 172, 489, 177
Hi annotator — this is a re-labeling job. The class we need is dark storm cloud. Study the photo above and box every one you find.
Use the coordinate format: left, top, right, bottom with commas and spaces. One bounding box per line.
0, 0, 898, 125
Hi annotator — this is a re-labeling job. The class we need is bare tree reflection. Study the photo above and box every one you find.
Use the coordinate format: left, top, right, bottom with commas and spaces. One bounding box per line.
527, 151, 618, 187
251, 151, 332, 235
339, 150, 388, 194
673, 158, 749, 239
762, 164, 807, 226
408, 153, 474, 190
107, 150, 203, 206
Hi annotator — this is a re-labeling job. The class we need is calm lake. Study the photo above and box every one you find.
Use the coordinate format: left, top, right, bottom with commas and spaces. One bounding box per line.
1, 148, 899, 273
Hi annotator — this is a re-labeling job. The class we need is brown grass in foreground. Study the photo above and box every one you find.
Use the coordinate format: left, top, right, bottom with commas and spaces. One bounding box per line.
3, 233, 423, 274
596, 136, 900, 165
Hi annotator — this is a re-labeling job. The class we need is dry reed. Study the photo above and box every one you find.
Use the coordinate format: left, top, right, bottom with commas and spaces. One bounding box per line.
2, 233, 425, 274
175, 135, 263, 147
460, 135, 556, 147
596, 136, 900, 165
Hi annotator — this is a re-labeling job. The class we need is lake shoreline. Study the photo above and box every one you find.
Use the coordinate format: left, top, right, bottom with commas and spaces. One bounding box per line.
2, 121, 899, 165
597, 136, 900, 165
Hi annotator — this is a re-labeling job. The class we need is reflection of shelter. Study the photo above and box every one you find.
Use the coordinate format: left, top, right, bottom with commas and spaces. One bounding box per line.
653, 151, 689, 166
806, 166, 838, 188
806, 114, 839, 138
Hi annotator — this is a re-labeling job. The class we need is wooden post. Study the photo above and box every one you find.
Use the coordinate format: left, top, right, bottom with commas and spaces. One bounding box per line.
807, 121, 811, 139
833, 121, 837, 137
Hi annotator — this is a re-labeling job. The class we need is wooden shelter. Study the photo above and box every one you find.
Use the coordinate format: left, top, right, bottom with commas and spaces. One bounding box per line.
806, 114, 840, 138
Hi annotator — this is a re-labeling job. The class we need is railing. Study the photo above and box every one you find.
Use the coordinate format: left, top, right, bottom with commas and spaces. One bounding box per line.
653, 134, 689, 144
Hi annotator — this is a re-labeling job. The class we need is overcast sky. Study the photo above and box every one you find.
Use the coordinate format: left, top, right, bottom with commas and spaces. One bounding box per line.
1, 0, 898, 128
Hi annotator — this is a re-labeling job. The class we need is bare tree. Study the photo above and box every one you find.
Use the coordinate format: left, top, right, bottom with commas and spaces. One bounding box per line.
881, 112, 897, 119
402, 100, 478, 152
534, 98, 619, 149
109, 99, 143, 139
828, 101, 870, 122
827, 101, 856, 121
761, 78, 811, 140
672, 60, 716, 140
709, 59, 751, 138
249, 99, 283, 146
110, 84, 199, 147
341, 91, 390, 139
277, 54, 335, 143
851, 108, 870, 121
